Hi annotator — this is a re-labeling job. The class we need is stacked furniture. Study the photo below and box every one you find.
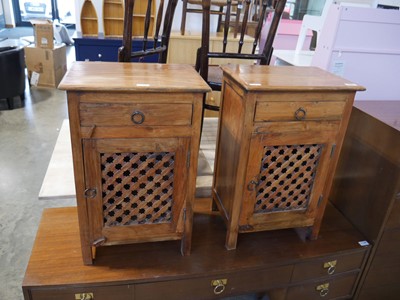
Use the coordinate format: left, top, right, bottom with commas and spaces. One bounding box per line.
25, 66, 400, 299
23, 202, 370, 299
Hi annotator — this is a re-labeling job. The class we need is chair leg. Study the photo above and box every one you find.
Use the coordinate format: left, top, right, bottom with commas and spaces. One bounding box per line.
217, 6, 224, 32
7, 97, 14, 110
180, 0, 188, 35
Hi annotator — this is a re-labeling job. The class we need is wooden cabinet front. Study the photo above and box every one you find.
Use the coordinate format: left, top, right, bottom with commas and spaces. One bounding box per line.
83, 137, 189, 246
240, 129, 336, 233
213, 65, 365, 250
59, 62, 210, 264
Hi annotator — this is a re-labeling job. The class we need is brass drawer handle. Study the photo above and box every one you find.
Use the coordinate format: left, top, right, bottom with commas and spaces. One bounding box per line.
75, 293, 94, 300
131, 111, 145, 124
323, 260, 337, 275
211, 279, 227, 295
294, 107, 307, 120
316, 283, 329, 297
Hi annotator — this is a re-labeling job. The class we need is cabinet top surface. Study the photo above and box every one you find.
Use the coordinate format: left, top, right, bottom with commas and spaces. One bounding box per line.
58, 62, 211, 92
221, 65, 366, 92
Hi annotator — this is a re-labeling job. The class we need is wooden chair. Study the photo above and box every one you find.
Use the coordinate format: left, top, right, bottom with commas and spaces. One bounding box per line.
196, 0, 287, 112
118, 0, 179, 63
180, 0, 238, 35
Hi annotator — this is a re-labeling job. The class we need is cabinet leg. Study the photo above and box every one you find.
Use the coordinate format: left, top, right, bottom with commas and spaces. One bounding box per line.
181, 206, 193, 256
225, 227, 238, 250
81, 245, 94, 265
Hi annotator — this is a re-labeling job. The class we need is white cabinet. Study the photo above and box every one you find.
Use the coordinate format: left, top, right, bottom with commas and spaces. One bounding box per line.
312, 4, 400, 101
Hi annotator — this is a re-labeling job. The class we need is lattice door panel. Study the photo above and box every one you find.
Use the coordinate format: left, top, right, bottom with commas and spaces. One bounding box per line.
254, 144, 322, 214
101, 151, 175, 227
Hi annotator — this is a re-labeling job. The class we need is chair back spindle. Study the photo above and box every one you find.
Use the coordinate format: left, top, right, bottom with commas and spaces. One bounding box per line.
197, 0, 287, 113
118, 0, 178, 63
154, 0, 165, 49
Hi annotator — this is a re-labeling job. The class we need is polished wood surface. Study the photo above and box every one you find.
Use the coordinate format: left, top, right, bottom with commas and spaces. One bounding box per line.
330, 101, 400, 299
23, 203, 369, 299
58, 62, 210, 92
213, 65, 364, 250
221, 65, 366, 92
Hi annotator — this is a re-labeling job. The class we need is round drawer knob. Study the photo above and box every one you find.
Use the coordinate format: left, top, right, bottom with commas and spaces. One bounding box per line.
98, 53, 102, 58
131, 111, 145, 124
294, 107, 307, 120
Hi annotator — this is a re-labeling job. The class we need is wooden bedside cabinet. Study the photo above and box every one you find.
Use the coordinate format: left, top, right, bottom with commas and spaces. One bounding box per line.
213, 65, 365, 250
59, 62, 210, 264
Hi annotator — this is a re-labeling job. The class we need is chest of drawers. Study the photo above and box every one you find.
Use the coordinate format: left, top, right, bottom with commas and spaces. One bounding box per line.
330, 101, 400, 299
58, 62, 210, 264
23, 202, 370, 300
213, 65, 365, 249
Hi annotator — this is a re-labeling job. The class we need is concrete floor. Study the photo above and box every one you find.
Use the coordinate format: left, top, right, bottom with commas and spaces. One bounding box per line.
0, 45, 76, 299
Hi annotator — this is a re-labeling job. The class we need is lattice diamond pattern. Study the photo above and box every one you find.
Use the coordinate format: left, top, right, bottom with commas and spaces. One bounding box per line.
254, 144, 322, 213
101, 152, 175, 226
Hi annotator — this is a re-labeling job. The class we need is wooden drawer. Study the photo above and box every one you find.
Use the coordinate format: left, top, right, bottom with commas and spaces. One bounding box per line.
291, 251, 366, 282
79, 103, 193, 127
135, 265, 292, 300
286, 273, 358, 300
254, 100, 346, 122
29, 284, 134, 300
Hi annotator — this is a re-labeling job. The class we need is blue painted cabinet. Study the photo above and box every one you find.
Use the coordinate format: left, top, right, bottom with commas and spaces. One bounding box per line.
74, 37, 159, 62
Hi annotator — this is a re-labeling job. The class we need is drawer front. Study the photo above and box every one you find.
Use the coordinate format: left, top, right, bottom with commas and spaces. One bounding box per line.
254, 101, 346, 122
30, 284, 134, 300
291, 251, 366, 282
80, 103, 193, 127
286, 273, 358, 300
135, 265, 292, 300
